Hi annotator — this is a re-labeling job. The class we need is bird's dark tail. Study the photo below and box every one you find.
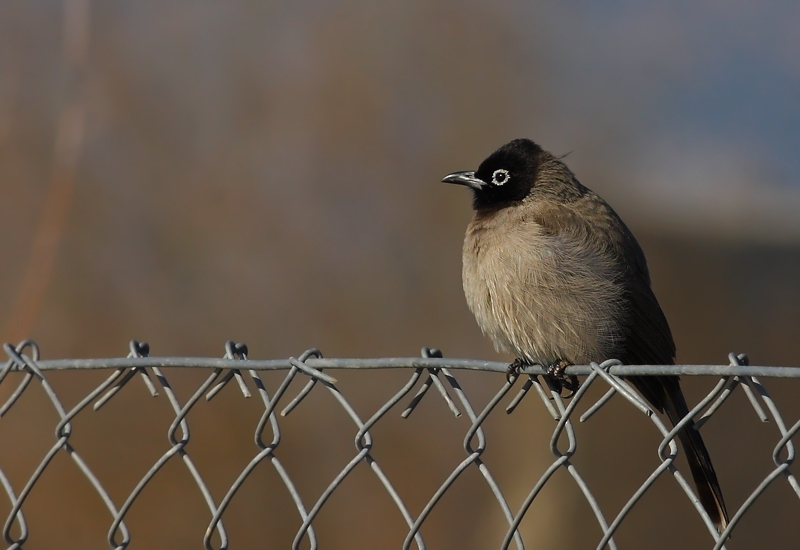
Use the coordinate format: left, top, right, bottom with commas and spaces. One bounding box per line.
662, 384, 729, 531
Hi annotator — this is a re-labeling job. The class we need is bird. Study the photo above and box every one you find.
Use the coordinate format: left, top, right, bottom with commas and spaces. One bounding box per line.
441, 138, 728, 530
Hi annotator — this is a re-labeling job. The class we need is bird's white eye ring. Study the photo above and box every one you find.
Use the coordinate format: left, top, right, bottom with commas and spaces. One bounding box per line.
492, 169, 510, 186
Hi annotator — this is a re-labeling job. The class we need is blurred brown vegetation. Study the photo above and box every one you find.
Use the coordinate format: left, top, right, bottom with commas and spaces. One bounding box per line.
1, 2, 799, 549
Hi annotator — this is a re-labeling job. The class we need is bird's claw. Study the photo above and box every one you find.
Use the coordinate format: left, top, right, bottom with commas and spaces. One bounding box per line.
506, 358, 527, 384
546, 359, 580, 397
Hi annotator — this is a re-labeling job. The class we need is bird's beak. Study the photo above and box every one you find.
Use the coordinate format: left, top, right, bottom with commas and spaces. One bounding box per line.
442, 171, 485, 190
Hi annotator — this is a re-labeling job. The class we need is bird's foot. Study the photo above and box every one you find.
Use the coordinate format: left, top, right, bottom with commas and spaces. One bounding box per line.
546, 359, 580, 397
506, 357, 528, 383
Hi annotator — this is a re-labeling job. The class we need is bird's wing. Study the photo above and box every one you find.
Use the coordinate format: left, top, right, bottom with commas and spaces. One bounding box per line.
610, 217, 677, 410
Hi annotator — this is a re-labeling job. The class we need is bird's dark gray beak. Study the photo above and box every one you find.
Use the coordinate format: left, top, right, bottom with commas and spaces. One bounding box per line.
442, 171, 486, 190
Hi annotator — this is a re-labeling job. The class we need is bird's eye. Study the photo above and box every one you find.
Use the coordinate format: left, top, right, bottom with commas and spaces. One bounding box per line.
491, 169, 510, 186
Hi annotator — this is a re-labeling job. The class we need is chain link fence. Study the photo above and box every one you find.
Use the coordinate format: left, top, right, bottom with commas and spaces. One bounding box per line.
0, 339, 798, 549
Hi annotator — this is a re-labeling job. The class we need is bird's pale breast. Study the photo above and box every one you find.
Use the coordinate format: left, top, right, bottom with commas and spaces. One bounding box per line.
462, 207, 625, 366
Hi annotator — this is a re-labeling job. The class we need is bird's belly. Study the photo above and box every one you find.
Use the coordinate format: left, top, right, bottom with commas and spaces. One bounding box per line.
462, 229, 623, 366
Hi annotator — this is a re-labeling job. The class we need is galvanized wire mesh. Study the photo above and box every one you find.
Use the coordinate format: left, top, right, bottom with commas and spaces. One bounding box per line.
1, 339, 799, 550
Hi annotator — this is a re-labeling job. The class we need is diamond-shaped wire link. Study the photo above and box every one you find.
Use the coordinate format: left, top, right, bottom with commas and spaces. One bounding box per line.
0, 341, 798, 549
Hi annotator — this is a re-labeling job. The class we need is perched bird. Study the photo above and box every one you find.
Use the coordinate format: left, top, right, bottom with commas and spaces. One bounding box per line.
442, 138, 728, 530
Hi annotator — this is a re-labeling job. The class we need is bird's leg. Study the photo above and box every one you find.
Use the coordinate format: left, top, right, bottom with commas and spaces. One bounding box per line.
546, 359, 580, 397
506, 357, 528, 383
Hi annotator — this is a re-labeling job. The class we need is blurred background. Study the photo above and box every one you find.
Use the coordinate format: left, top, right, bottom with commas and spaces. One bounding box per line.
1, 1, 799, 548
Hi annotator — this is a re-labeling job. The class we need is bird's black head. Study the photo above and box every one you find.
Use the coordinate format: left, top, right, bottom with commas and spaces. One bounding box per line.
442, 139, 543, 210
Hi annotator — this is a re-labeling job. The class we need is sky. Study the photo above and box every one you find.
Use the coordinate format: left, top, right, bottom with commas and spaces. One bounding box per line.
84, 1, 800, 239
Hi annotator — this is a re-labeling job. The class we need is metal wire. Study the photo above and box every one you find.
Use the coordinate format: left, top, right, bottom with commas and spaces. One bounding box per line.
1, 339, 798, 549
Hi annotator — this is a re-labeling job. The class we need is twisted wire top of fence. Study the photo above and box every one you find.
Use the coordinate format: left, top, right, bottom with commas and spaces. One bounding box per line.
1, 339, 798, 550
13, 355, 800, 378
